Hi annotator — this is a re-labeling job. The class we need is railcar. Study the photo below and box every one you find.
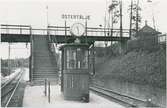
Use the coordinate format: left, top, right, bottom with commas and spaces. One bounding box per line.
60, 43, 90, 102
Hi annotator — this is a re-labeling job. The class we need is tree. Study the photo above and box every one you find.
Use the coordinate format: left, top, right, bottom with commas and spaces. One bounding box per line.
128, 0, 142, 38
108, 0, 120, 37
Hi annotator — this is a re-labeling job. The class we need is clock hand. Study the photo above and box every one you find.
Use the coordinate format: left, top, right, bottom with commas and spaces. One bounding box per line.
77, 26, 79, 35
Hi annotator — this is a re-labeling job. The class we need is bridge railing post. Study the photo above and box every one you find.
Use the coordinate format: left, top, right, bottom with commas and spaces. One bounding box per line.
44, 79, 47, 96
48, 81, 51, 103
65, 20, 67, 43
6, 25, 9, 34
30, 26, 34, 82
20, 25, 22, 34
85, 19, 88, 43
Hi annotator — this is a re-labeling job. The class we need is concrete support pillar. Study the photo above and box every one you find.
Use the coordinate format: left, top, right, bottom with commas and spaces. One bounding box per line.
119, 40, 127, 54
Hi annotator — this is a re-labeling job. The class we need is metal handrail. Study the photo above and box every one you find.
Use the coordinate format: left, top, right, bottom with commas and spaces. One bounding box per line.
1, 27, 30, 30
1, 24, 131, 37
1, 24, 30, 27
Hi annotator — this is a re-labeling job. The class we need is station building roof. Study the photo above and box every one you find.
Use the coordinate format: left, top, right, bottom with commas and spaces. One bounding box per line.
138, 22, 161, 36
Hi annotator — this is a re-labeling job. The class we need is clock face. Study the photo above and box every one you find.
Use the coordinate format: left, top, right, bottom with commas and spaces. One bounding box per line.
70, 23, 85, 36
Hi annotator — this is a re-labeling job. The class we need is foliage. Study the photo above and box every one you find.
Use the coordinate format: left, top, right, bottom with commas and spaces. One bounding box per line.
128, 0, 142, 37
1, 58, 29, 76
94, 46, 166, 88
108, 0, 120, 28
1, 58, 29, 68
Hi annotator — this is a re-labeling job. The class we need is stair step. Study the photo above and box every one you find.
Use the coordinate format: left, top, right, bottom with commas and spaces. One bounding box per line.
33, 74, 57, 76
32, 35, 59, 83
33, 78, 58, 80
33, 72, 58, 75
34, 55, 50, 57
33, 71, 58, 73
33, 69, 57, 71
32, 78, 58, 85
32, 76, 58, 79
33, 72, 57, 74
34, 58, 51, 60
32, 74, 58, 77
34, 53, 49, 55
34, 71, 57, 73
34, 65, 54, 68
34, 68, 58, 70
34, 69, 57, 71
34, 67, 57, 69
34, 66, 57, 68
34, 59, 52, 65
32, 74, 58, 76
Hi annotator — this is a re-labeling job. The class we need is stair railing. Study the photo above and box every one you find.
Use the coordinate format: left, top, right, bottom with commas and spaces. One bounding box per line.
30, 26, 34, 82
47, 25, 58, 66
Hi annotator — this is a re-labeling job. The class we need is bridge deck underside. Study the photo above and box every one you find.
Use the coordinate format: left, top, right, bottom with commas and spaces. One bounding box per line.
1, 34, 130, 43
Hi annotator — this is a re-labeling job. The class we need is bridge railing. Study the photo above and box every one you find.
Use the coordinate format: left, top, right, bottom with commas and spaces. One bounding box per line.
1, 24, 130, 37
86, 27, 130, 37
48, 26, 71, 36
48, 25, 130, 37
1, 24, 31, 34
32, 28, 47, 35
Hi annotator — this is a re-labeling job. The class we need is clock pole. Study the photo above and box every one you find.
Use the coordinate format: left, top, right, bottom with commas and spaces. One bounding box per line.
65, 20, 67, 43
85, 19, 88, 43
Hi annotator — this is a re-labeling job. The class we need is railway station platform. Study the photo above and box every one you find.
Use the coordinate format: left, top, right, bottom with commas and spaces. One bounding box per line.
23, 85, 125, 108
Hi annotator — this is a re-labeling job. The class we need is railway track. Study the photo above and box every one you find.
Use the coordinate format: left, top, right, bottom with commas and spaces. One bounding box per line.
1, 69, 24, 107
90, 84, 157, 108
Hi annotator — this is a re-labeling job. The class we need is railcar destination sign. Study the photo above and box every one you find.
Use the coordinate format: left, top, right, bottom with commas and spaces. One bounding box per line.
62, 14, 90, 20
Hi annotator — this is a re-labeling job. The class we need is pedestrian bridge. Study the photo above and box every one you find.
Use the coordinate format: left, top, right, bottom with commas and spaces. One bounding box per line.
1, 24, 130, 43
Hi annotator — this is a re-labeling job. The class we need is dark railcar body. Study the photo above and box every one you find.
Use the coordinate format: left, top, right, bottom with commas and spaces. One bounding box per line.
60, 43, 90, 102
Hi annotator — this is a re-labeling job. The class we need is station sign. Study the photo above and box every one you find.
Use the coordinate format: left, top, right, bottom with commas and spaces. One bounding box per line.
61, 14, 90, 20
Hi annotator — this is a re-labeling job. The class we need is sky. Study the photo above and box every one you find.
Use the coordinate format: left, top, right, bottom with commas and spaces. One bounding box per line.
0, 0, 166, 59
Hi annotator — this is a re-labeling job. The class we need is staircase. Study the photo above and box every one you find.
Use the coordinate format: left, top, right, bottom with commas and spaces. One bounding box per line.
32, 35, 58, 84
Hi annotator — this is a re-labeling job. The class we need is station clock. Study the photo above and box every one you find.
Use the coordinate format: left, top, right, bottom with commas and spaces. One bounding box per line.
70, 23, 85, 36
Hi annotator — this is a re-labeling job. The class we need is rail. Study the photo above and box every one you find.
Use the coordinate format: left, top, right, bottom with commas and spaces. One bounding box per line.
90, 84, 157, 107
1, 69, 24, 107
90, 86, 136, 107
92, 84, 146, 102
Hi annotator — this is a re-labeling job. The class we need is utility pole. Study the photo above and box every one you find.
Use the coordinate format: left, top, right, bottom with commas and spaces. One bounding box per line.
152, 15, 156, 30
119, 0, 124, 54
119, 0, 123, 38
46, 5, 49, 35
8, 43, 11, 75
110, 0, 114, 46
129, 0, 133, 38
136, 0, 139, 37
147, 0, 156, 30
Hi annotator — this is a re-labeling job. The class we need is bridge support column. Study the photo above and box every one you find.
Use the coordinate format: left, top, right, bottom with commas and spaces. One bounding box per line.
30, 26, 34, 83
119, 40, 127, 54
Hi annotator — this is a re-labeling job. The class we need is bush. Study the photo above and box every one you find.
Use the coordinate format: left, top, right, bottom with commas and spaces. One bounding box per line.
95, 46, 166, 88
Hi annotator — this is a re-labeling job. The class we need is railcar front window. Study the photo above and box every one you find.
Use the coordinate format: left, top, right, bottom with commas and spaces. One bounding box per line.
82, 50, 88, 69
66, 49, 76, 69
77, 48, 88, 69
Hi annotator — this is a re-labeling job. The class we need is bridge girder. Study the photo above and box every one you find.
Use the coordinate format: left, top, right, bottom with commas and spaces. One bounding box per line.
1, 34, 130, 43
